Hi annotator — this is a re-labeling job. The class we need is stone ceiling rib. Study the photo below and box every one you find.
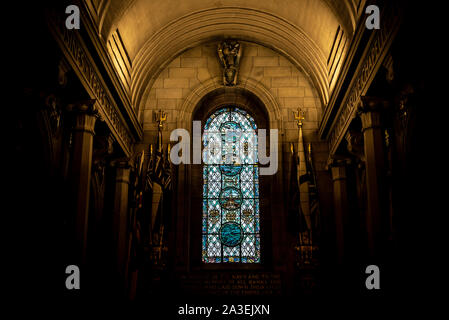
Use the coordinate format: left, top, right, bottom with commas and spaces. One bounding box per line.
130, 7, 330, 115
88, 0, 359, 116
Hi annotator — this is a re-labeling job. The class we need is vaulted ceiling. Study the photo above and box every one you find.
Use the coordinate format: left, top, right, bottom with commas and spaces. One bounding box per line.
85, 0, 365, 113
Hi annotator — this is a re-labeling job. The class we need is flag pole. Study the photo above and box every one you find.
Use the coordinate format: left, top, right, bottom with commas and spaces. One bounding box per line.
293, 108, 312, 263
293, 108, 310, 227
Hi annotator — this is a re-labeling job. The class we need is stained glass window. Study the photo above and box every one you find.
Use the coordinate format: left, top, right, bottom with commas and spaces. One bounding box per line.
202, 107, 260, 263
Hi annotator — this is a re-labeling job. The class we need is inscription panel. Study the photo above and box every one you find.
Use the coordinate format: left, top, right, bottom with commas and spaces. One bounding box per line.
177, 272, 282, 295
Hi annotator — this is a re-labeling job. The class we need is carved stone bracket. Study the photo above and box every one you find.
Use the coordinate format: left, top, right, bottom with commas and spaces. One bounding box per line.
345, 130, 365, 163
218, 41, 242, 86
44, 93, 63, 137
93, 134, 115, 180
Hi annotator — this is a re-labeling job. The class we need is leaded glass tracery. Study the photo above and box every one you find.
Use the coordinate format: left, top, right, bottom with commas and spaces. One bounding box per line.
202, 107, 260, 263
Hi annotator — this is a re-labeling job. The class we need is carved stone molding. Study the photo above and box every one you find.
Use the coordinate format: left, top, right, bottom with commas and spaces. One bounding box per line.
326, 5, 401, 156
46, 10, 135, 157
345, 130, 365, 163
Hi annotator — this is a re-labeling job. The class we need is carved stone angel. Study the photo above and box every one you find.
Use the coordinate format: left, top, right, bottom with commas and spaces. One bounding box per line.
217, 41, 242, 86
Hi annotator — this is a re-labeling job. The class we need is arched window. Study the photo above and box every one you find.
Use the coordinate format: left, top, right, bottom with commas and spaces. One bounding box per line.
202, 107, 260, 263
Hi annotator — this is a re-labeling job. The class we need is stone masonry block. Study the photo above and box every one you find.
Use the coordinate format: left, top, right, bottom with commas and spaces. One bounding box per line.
183, 46, 202, 57
264, 67, 291, 77
163, 78, 190, 89
157, 99, 178, 109
272, 77, 298, 87
156, 88, 183, 99
253, 56, 279, 67
278, 87, 305, 97
257, 46, 276, 57
169, 67, 197, 78
181, 57, 207, 68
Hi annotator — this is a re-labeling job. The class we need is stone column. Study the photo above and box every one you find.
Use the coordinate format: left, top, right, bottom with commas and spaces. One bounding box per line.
329, 158, 350, 264
359, 96, 387, 258
111, 159, 131, 291
68, 100, 97, 265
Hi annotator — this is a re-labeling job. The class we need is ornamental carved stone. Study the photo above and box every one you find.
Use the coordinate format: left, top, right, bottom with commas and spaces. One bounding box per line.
217, 41, 242, 86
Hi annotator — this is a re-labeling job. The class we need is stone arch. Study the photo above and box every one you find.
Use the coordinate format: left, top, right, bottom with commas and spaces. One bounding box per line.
183, 79, 277, 269
178, 77, 283, 132
131, 7, 330, 116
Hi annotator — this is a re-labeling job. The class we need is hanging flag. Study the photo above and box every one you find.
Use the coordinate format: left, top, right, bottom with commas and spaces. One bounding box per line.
145, 144, 154, 192
297, 118, 312, 231
162, 144, 172, 190
144, 111, 173, 248
128, 150, 146, 274
307, 143, 321, 240
150, 145, 173, 247
153, 130, 165, 186
287, 143, 308, 234
293, 108, 317, 264
150, 137, 163, 242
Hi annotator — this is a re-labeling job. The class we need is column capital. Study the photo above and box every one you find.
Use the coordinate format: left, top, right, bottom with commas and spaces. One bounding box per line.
327, 156, 351, 181
111, 158, 131, 186
67, 99, 98, 114
110, 157, 132, 169
358, 96, 389, 131
67, 99, 98, 135
358, 96, 389, 113
326, 155, 351, 168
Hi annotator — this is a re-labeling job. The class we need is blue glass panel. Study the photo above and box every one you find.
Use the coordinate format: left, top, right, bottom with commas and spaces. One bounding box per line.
202, 210, 208, 233
203, 182, 208, 197
202, 235, 207, 262
220, 164, 242, 176
223, 245, 239, 257
222, 209, 240, 223
219, 222, 243, 247
219, 187, 243, 210
203, 107, 260, 264
208, 235, 221, 257
208, 165, 221, 181
208, 181, 221, 198
242, 235, 255, 257
241, 181, 254, 198
222, 174, 239, 189
255, 236, 260, 262
208, 209, 221, 233
219, 121, 242, 131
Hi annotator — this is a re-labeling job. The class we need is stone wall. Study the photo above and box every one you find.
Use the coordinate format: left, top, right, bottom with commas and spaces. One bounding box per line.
139, 41, 328, 170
